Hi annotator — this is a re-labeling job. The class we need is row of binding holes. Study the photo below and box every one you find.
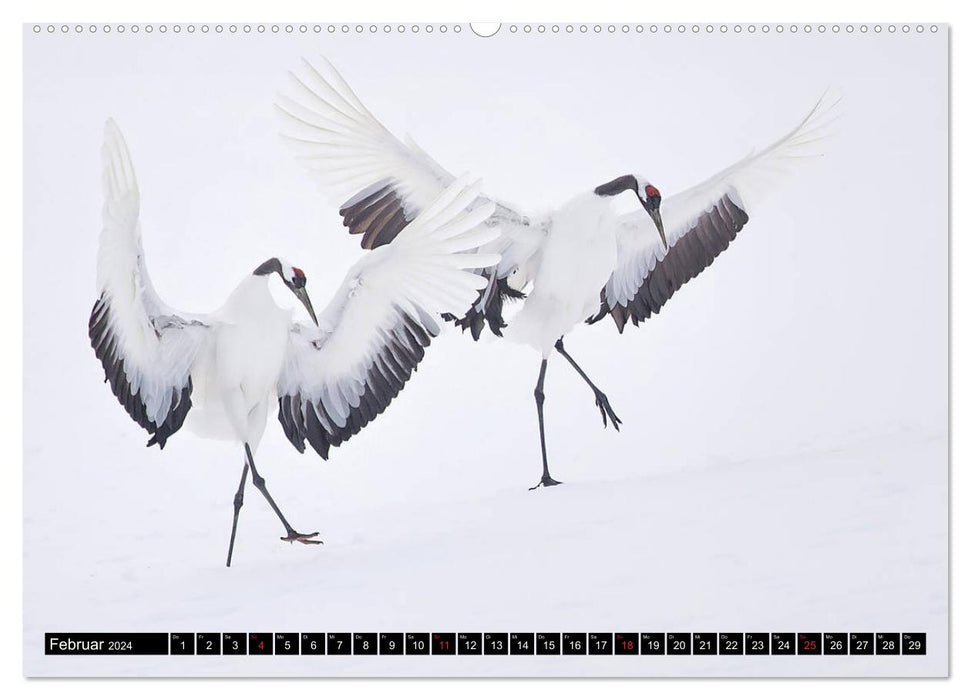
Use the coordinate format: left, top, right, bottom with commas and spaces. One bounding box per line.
32, 24, 464, 34
507, 24, 936, 34
33, 23, 938, 34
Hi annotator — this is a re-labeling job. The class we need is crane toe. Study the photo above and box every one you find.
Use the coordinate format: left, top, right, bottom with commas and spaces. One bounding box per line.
593, 390, 622, 431
281, 531, 323, 545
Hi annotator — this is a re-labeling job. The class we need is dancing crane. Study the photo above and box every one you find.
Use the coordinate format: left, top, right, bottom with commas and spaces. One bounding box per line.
89, 120, 499, 564
276, 58, 832, 490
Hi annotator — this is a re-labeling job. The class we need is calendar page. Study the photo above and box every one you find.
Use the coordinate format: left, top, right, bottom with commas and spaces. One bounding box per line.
22, 21, 948, 677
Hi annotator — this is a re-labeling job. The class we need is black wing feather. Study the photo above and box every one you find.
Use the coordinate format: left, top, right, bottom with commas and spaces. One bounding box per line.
588, 193, 749, 332
277, 310, 438, 460
88, 295, 193, 449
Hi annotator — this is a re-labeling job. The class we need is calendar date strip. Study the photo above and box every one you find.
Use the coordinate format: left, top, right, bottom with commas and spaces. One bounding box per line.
46, 632, 927, 656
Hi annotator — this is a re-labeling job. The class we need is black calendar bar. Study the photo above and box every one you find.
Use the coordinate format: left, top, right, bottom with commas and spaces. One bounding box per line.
45, 633, 169, 655
44, 632, 927, 656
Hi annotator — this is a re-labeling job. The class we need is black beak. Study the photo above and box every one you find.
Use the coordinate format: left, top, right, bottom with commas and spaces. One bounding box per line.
291, 286, 319, 327
648, 207, 667, 250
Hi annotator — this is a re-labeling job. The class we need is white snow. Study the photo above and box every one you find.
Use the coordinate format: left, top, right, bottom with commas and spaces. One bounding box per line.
23, 425, 947, 676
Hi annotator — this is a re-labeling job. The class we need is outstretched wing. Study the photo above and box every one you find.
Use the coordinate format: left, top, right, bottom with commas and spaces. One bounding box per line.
88, 120, 211, 448
589, 95, 836, 332
276, 57, 535, 338
277, 56, 527, 246
276, 177, 501, 459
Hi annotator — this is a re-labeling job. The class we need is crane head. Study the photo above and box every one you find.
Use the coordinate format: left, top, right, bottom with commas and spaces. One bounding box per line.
594, 174, 667, 250
253, 257, 319, 326
632, 175, 667, 250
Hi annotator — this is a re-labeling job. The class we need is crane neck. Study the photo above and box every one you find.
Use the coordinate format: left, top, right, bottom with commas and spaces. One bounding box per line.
221, 274, 288, 323
594, 174, 639, 198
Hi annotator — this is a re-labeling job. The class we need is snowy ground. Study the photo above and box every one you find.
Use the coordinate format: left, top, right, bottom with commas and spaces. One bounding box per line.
23, 423, 946, 677
23, 26, 948, 677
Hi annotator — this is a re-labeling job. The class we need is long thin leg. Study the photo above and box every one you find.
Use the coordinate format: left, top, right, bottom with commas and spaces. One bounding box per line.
243, 443, 322, 545
529, 359, 562, 490
225, 461, 249, 567
554, 338, 622, 431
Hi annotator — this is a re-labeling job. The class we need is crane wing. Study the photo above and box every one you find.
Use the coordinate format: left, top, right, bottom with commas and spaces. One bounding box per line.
276, 56, 527, 248
88, 120, 211, 448
276, 177, 501, 459
276, 57, 535, 339
589, 95, 836, 332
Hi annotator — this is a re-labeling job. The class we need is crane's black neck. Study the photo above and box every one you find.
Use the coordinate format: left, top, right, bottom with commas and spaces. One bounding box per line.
594, 174, 638, 198
253, 258, 283, 277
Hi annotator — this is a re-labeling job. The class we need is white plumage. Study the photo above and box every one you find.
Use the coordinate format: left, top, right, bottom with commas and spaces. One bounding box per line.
89, 120, 500, 564
503, 192, 619, 355
276, 57, 834, 489
94, 123, 210, 431
275, 179, 500, 458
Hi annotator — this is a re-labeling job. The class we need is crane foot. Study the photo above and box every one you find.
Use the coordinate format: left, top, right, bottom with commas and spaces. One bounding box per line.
281, 530, 323, 545
594, 390, 622, 431
529, 475, 563, 490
